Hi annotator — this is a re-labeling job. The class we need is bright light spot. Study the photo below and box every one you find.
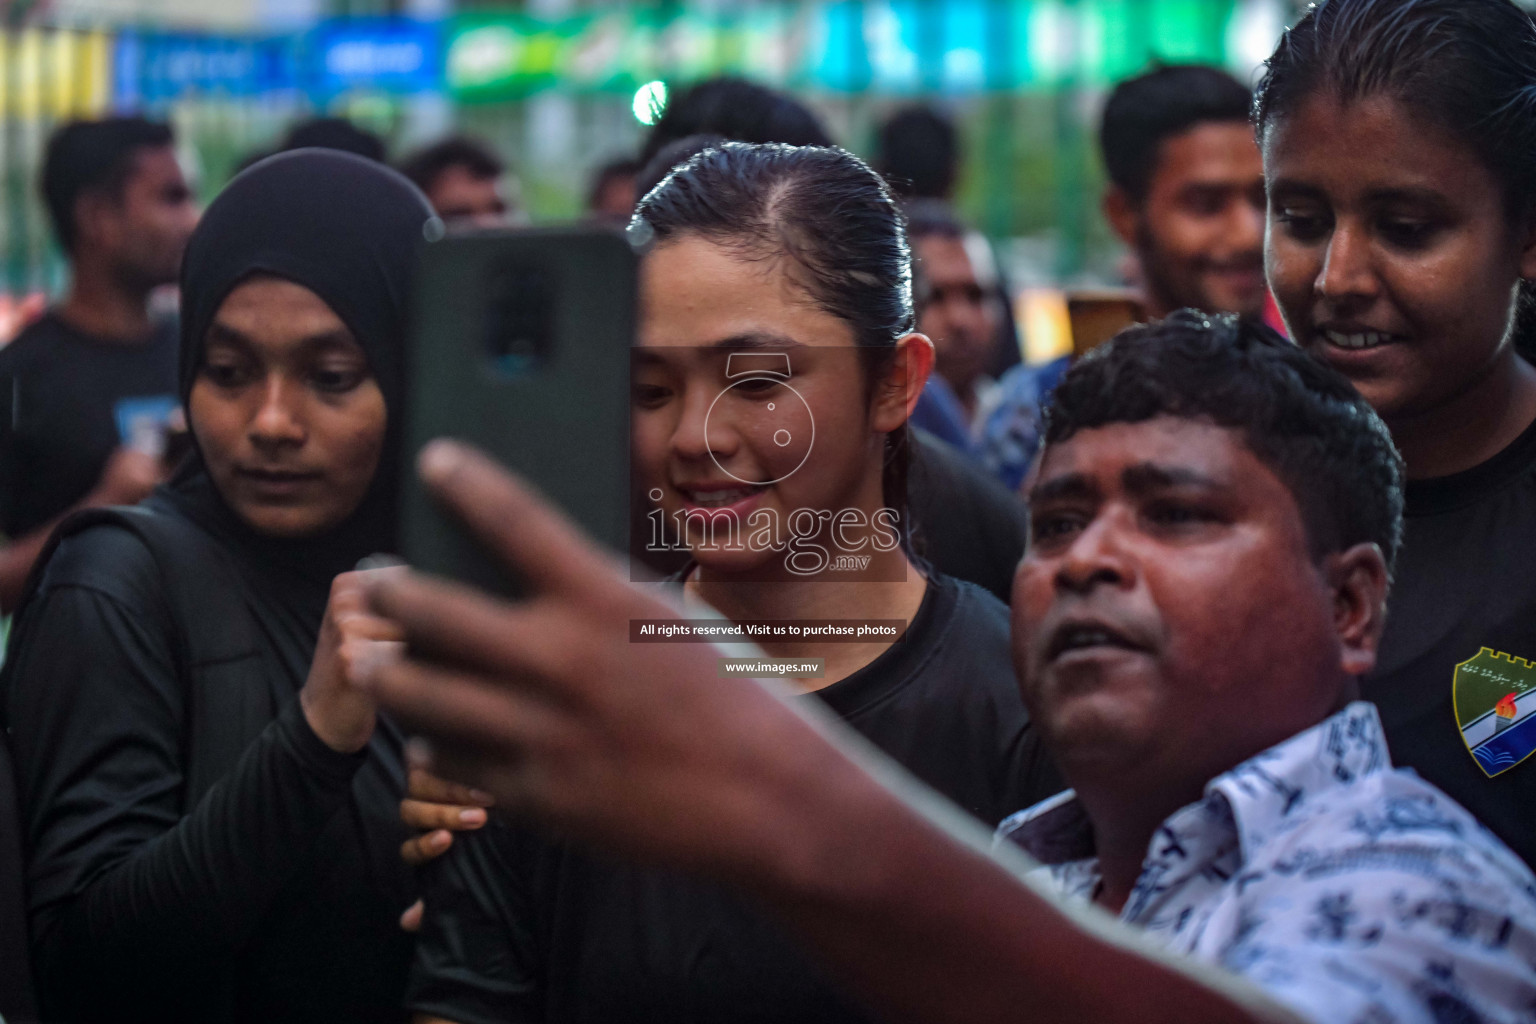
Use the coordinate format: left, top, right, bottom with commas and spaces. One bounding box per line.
633, 80, 667, 125
1226, 0, 1287, 81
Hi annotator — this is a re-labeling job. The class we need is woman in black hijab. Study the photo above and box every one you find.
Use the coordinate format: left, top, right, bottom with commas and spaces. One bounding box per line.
2, 149, 432, 1022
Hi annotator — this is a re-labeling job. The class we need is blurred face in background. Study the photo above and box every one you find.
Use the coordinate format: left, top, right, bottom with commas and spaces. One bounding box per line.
426, 164, 509, 228
1105, 121, 1267, 319
590, 171, 637, 224
913, 232, 998, 402
90, 144, 198, 291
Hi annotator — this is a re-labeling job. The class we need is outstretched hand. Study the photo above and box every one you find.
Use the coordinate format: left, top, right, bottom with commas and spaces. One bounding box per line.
354, 440, 858, 880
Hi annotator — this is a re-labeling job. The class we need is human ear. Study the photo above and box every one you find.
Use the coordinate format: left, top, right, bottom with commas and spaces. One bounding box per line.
870, 333, 933, 434
1325, 542, 1390, 677
1518, 212, 1536, 282
1102, 186, 1140, 248
73, 191, 119, 250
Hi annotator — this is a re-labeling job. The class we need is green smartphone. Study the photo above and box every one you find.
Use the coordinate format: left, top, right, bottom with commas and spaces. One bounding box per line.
399, 225, 637, 596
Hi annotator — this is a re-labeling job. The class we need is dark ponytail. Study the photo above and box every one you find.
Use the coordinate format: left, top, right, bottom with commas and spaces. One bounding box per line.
633, 142, 918, 536
1254, 0, 1536, 360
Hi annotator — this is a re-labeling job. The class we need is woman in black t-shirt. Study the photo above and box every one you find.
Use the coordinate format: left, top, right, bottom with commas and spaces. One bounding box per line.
406, 143, 1061, 1024
2, 150, 432, 1021
1254, 0, 1536, 866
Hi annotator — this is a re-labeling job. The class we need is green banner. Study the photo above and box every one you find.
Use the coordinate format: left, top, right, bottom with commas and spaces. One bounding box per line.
446, 0, 1238, 102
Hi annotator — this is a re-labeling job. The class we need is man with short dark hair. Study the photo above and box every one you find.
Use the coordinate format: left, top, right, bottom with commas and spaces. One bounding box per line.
908, 204, 999, 433
875, 105, 959, 201
1101, 65, 1267, 319
280, 116, 387, 163
908, 203, 1067, 491
398, 136, 513, 227
0, 116, 197, 612
639, 78, 833, 165
362, 314, 1536, 1024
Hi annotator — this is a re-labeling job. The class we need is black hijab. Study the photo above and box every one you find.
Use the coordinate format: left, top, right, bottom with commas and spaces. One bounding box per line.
161, 148, 434, 634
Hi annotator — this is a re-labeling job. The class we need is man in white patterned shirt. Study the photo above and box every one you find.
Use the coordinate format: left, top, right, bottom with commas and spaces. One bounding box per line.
999, 704, 1536, 1022
991, 311, 1536, 1023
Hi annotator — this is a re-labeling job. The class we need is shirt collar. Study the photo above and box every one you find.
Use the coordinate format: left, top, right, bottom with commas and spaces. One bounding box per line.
1208, 700, 1390, 863
998, 702, 1392, 869
996, 789, 1094, 864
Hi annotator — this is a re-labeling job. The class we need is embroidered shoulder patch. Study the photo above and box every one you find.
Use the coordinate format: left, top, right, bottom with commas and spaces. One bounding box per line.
1454, 647, 1536, 778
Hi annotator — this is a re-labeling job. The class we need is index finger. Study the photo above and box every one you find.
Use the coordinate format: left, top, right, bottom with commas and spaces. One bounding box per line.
418, 440, 623, 600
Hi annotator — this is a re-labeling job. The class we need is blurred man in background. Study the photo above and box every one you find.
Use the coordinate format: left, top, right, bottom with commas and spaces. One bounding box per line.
875, 104, 959, 202
399, 136, 516, 228
639, 77, 833, 164
0, 117, 198, 613
586, 155, 640, 225
235, 116, 387, 175
1099, 64, 1266, 320
280, 116, 386, 162
878, 104, 1023, 383
908, 203, 1002, 437
908, 202, 1068, 493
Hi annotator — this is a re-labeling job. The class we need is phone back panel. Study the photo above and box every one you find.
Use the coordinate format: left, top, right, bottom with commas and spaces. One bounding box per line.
400, 226, 636, 595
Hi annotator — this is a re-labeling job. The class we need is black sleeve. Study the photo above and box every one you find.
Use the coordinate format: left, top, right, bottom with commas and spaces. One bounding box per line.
407, 819, 546, 1024
3, 532, 367, 1016
0, 359, 22, 537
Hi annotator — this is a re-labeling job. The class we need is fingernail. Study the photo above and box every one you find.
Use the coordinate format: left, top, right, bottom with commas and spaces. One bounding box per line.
431, 830, 451, 849
469, 789, 495, 806
349, 643, 388, 687
460, 808, 486, 826
356, 553, 406, 572
419, 439, 466, 485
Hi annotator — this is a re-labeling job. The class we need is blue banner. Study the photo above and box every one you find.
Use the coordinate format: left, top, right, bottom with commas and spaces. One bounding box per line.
114, 31, 299, 107
310, 19, 442, 97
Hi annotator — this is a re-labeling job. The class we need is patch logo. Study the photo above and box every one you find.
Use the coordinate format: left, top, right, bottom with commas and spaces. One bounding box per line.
1454, 647, 1536, 778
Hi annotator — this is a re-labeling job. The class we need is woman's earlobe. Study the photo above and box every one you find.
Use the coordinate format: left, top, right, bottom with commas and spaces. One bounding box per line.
894, 332, 935, 408
1518, 216, 1536, 280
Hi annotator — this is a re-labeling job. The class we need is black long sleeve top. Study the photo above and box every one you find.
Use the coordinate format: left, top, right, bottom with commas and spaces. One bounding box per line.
4, 519, 415, 1023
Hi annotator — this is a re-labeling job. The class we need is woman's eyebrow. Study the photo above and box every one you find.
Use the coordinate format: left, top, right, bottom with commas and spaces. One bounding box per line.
1265, 177, 1323, 200
1362, 185, 1451, 209
204, 321, 254, 349
298, 330, 364, 356
204, 323, 360, 357
709, 331, 804, 351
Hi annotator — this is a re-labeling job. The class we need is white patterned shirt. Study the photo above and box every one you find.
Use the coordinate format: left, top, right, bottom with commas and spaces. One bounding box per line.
997, 703, 1536, 1024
